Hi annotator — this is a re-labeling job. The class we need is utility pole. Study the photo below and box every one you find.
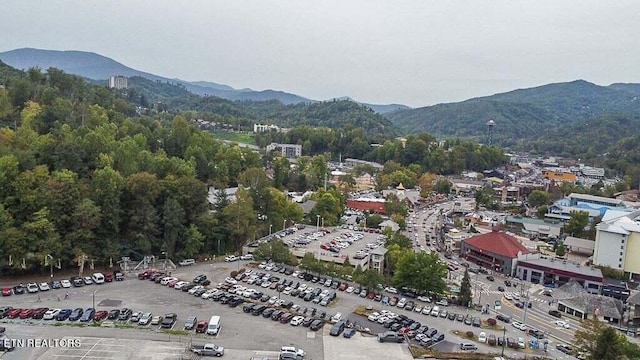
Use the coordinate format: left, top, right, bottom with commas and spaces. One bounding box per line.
522, 284, 530, 328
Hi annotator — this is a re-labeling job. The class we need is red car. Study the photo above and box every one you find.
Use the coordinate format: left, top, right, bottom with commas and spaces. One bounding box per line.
195, 320, 208, 333
104, 273, 113, 282
1, 287, 12, 296
338, 283, 347, 291
320, 244, 329, 250
168, 279, 180, 287
94, 310, 109, 321
32, 307, 49, 319
367, 291, 376, 300
19, 308, 34, 319
7, 308, 22, 318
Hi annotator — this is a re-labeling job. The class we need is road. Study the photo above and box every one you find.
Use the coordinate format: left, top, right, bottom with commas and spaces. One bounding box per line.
409, 201, 583, 359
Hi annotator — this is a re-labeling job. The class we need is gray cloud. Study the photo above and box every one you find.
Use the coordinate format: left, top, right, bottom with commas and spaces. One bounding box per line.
1, 0, 638, 107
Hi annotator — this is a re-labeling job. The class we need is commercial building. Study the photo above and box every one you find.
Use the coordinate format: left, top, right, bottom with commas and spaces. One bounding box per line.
343, 158, 384, 172
460, 230, 532, 276
542, 168, 577, 182
346, 198, 386, 214
593, 210, 640, 279
515, 256, 603, 293
369, 246, 387, 274
253, 124, 280, 133
553, 280, 623, 324
266, 143, 302, 158
108, 75, 128, 90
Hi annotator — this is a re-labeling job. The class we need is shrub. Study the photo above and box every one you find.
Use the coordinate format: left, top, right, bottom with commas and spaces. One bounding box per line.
230, 270, 238, 278
466, 331, 474, 338
487, 318, 497, 326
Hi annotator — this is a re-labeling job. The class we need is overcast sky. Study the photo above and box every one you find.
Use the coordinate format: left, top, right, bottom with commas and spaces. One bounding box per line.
1, 1, 638, 107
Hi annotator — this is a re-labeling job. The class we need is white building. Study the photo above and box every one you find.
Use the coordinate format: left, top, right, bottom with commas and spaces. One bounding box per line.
266, 143, 302, 158
593, 210, 640, 279
108, 76, 128, 90
253, 124, 280, 133
369, 246, 387, 274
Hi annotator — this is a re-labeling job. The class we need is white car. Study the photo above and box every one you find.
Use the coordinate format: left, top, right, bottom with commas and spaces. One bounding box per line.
224, 277, 237, 285
43, 308, 60, 320
414, 305, 423, 313
261, 281, 272, 288
384, 287, 398, 294
367, 312, 381, 322
345, 286, 354, 293
504, 293, 513, 300
268, 296, 278, 305
517, 337, 526, 348
201, 289, 218, 299
283, 287, 292, 295
174, 281, 189, 290
224, 255, 238, 262
555, 320, 571, 329
290, 316, 304, 326
376, 316, 388, 324
26, 283, 39, 293
478, 332, 487, 343
60, 279, 71, 288
397, 298, 407, 308
138, 312, 153, 325
417, 296, 431, 303
38, 282, 50, 291
161, 277, 178, 286
422, 306, 432, 315
240, 254, 254, 260
281, 346, 305, 358
512, 321, 527, 331
188, 285, 204, 295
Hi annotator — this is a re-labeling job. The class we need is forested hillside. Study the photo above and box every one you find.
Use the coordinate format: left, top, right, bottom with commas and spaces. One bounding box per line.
0, 66, 307, 274
386, 80, 640, 147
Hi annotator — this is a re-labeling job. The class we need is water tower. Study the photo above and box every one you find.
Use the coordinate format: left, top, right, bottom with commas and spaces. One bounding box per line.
486, 119, 496, 145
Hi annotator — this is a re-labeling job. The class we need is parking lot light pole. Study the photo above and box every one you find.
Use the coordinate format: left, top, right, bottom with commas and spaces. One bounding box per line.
501, 327, 506, 357
316, 215, 320, 231
92, 290, 97, 322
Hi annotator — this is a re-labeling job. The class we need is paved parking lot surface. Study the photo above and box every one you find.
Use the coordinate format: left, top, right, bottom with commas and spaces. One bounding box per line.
39, 337, 185, 360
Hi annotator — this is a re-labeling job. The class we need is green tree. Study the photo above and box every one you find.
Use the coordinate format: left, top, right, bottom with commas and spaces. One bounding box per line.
475, 186, 496, 209
555, 243, 566, 258
180, 224, 204, 259
459, 269, 473, 307
355, 269, 384, 292
527, 190, 551, 208
365, 214, 383, 228
434, 178, 451, 194
162, 197, 186, 260
221, 189, 256, 249
591, 327, 622, 360
565, 210, 589, 237
536, 205, 548, 219
252, 239, 296, 265
392, 252, 447, 296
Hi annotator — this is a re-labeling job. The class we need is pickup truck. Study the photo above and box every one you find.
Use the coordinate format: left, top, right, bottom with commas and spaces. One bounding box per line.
191, 343, 224, 357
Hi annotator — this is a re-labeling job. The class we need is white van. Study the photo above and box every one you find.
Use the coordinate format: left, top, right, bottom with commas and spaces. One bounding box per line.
206, 315, 221, 335
91, 272, 105, 284
179, 259, 196, 266
430, 306, 440, 317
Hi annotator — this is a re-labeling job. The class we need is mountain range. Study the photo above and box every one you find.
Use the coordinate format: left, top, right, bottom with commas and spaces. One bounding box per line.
384, 80, 640, 147
0, 48, 410, 113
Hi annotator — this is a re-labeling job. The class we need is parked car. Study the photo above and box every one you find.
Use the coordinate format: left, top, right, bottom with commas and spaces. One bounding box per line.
195, 320, 208, 333
161, 313, 177, 328
79, 308, 95, 322
548, 310, 562, 318
43, 308, 61, 320
377, 331, 403, 343
138, 312, 153, 325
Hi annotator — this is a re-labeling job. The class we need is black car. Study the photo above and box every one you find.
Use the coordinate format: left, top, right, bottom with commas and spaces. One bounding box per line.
243, 304, 257, 313
548, 310, 562, 318
497, 286, 505, 292
271, 310, 284, 321
108, 309, 121, 320
464, 314, 473, 325
260, 294, 271, 302
486, 275, 495, 282
118, 308, 132, 320
71, 277, 84, 287
50, 280, 62, 289
310, 319, 325, 331
12, 284, 25, 294
182, 283, 196, 292
456, 314, 464, 322
55, 309, 72, 321
557, 344, 573, 354
193, 288, 207, 297
220, 295, 231, 304
504, 280, 512, 287
229, 297, 244, 307
193, 274, 207, 284
161, 313, 177, 328
447, 312, 456, 320
0, 307, 11, 318
262, 308, 276, 318
302, 317, 314, 327
113, 271, 124, 281
252, 305, 267, 316
69, 308, 84, 321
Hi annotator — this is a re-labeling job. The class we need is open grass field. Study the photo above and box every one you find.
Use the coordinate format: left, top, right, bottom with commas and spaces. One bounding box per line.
208, 130, 257, 145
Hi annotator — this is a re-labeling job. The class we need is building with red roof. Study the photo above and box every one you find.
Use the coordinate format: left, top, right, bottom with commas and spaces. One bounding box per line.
461, 229, 532, 276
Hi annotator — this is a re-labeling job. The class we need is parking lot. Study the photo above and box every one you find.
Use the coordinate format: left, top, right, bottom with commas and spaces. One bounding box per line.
0, 260, 414, 360
263, 226, 386, 266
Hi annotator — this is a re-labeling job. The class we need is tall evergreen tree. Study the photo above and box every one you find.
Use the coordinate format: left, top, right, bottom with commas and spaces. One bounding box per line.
459, 269, 473, 307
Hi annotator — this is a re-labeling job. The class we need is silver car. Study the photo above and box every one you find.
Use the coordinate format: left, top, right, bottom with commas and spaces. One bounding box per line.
138, 312, 153, 325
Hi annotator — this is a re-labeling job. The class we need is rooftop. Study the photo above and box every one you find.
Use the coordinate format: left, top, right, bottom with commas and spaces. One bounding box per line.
569, 193, 624, 206
463, 231, 531, 258
517, 257, 603, 279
